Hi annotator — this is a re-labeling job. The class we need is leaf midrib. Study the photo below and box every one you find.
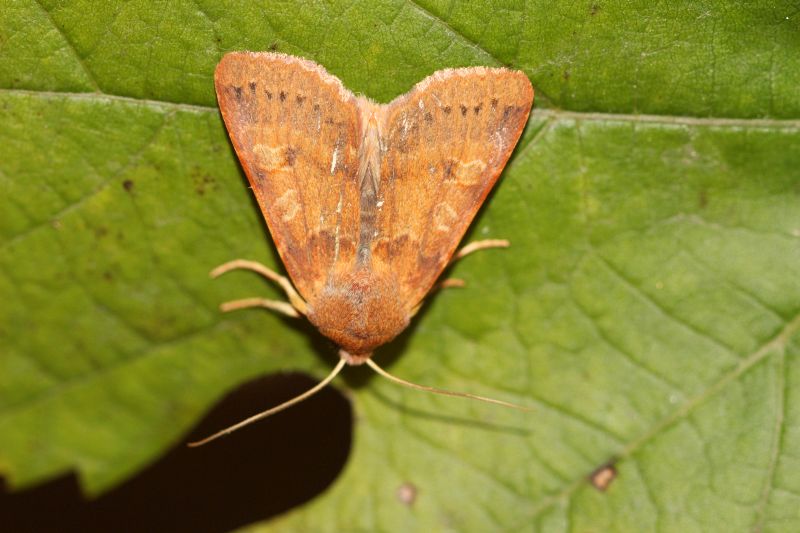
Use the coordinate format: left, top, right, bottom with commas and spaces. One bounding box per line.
3, 89, 799, 133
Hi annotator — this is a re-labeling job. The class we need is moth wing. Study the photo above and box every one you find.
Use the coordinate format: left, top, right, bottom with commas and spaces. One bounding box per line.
215, 52, 363, 301
375, 68, 533, 307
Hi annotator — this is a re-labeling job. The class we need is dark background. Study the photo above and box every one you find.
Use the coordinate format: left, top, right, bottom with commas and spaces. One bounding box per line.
0, 374, 352, 533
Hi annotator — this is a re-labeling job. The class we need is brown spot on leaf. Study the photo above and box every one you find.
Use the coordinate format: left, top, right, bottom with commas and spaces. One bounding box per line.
122, 179, 134, 192
193, 171, 217, 196
589, 463, 617, 491
396, 482, 417, 506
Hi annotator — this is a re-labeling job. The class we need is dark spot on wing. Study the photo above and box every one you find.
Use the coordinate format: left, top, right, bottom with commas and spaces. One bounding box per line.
285, 147, 298, 166
279, 91, 287, 102
253, 171, 267, 188
266, 90, 273, 100
424, 111, 433, 123
490, 98, 498, 109
443, 105, 452, 114
460, 104, 468, 117
248, 81, 256, 92
233, 86, 243, 100
473, 102, 483, 114
442, 160, 455, 180
296, 95, 306, 105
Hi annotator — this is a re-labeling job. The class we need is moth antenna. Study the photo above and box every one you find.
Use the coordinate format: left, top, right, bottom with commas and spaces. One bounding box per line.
187, 357, 347, 447
365, 358, 532, 412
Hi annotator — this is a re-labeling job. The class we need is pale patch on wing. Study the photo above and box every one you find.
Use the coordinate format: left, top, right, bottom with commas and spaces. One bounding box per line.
452, 158, 487, 185
253, 143, 290, 171
330, 147, 338, 174
273, 189, 300, 222
432, 202, 458, 233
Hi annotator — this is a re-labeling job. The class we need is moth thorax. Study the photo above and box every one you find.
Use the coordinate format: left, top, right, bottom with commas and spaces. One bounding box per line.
307, 267, 409, 361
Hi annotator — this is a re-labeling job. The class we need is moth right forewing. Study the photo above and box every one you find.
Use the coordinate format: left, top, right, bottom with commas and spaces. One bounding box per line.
214, 52, 363, 301
375, 69, 533, 308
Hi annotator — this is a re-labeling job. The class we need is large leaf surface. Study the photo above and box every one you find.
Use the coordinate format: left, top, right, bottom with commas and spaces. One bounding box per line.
1, 1, 799, 531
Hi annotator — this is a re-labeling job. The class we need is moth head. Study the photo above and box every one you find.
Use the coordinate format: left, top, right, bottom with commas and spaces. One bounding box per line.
307, 267, 409, 360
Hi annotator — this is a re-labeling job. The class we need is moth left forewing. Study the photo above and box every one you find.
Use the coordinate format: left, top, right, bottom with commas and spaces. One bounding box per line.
374, 68, 533, 308
214, 52, 363, 303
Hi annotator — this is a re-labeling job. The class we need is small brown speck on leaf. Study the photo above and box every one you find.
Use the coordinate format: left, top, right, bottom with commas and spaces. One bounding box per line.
397, 482, 417, 506
122, 179, 134, 192
589, 463, 617, 491
699, 189, 708, 208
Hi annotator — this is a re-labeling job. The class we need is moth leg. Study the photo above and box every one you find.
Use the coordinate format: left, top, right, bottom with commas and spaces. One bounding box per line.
211, 259, 308, 315
409, 279, 465, 317
432, 278, 466, 291
410, 240, 510, 317
439, 239, 510, 289
449, 239, 510, 266
219, 297, 300, 318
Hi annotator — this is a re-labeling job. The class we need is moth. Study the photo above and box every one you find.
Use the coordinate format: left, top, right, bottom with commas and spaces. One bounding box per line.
190, 52, 533, 446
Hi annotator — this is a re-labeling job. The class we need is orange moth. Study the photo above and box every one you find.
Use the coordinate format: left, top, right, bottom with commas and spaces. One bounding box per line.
190, 52, 533, 446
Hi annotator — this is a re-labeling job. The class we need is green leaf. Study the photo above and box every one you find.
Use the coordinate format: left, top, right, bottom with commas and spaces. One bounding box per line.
2, 1, 799, 531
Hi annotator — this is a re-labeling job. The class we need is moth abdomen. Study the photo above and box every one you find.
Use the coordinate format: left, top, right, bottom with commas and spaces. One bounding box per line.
307, 268, 409, 359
